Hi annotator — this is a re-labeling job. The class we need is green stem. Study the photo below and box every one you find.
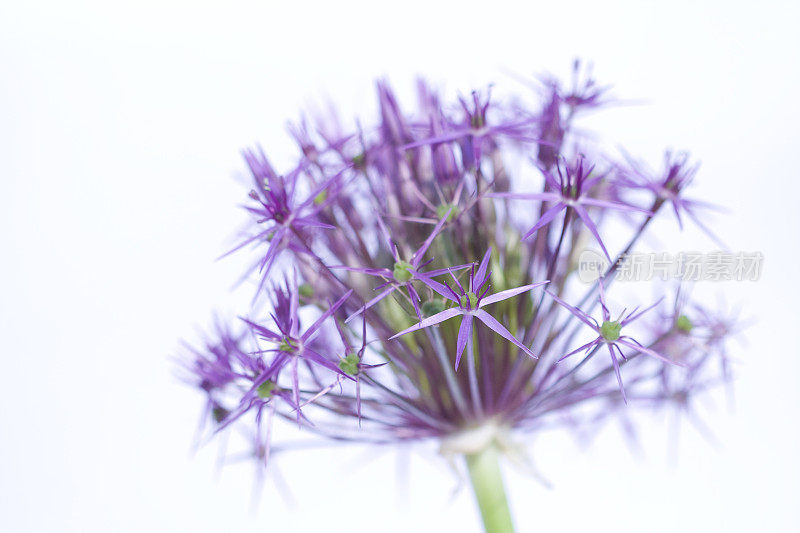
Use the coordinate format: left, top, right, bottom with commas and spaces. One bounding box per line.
466, 445, 515, 533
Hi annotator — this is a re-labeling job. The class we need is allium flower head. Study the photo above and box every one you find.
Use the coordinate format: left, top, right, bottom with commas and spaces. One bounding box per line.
181, 62, 741, 533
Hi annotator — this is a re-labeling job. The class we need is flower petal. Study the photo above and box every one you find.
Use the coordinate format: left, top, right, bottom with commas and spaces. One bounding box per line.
523, 203, 566, 240
389, 307, 463, 339
546, 290, 599, 329
455, 314, 473, 370
301, 290, 353, 342
479, 281, 549, 307
572, 203, 611, 261
474, 309, 537, 358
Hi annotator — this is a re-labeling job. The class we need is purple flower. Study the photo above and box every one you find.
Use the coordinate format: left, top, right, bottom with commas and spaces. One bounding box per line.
535, 60, 610, 168
617, 150, 727, 247
548, 281, 681, 402
181, 322, 251, 428
332, 315, 385, 422
391, 248, 548, 369
221, 147, 341, 298
491, 156, 651, 260
418, 81, 462, 185
334, 207, 472, 321
403, 88, 538, 169
241, 280, 354, 424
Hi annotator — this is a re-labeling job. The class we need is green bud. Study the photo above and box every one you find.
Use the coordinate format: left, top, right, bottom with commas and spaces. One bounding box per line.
422, 300, 445, 317
676, 314, 693, 333
338, 353, 360, 376
278, 336, 298, 353
298, 283, 314, 299
460, 291, 479, 309
313, 189, 328, 205
352, 152, 366, 168
211, 406, 229, 423
436, 203, 456, 222
256, 380, 276, 399
600, 320, 622, 342
393, 260, 414, 283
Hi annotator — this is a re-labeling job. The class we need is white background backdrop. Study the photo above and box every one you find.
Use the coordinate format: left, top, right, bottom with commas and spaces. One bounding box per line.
2, 1, 799, 531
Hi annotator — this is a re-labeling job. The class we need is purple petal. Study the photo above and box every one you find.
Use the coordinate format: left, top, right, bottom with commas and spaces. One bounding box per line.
291, 217, 336, 230
389, 308, 463, 339
597, 278, 610, 322
455, 314, 473, 370
684, 206, 729, 249
240, 317, 282, 342
412, 206, 452, 267
671, 199, 685, 229
333, 312, 353, 353
422, 262, 474, 277
621, 298, 662, 326
406, 282, 422, 319
216, 225, 278, 260
558, 337, 601, 363
413, 272, 460, 303
474, 247, 492, 289
522, 203, 566, 240
479, 281, 549, 307
345, 286, 396, 323
303, 347, 353, 379
616, 338, 683, 366
473, 309, 537, 358
375, 216, 397, 260
683, 197, 729, 213
546, 290, 599, 329
541, 167, 561, 190
572, 203, 611, 261
579, 197, 652, 215
301, 290, 353, 342
608, 343, 627, 404
330, 265, 393, 278
447, 267, 465, 294
581, 170, 604, 192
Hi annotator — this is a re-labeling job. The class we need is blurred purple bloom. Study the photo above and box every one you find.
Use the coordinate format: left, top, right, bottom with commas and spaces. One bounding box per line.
548, 281, 680, 402
403, 88, 538, 168
241, 281, 354, 424
617, 150, 727, 247
530, 60, 611, 168
491, 156, 651, 260
222, 148, 341, 298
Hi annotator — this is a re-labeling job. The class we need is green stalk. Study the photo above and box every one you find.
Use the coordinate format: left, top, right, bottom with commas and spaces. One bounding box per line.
466, 445, 515, 533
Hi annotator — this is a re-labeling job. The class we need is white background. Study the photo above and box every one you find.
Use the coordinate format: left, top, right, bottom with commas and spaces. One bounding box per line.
2, 1, 799, 531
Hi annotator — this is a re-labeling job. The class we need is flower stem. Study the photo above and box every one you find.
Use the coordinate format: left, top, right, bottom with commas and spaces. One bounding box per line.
466, 445, 515, 533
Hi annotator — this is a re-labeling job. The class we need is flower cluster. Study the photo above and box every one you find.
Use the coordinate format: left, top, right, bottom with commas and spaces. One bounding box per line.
181, 62, 738, 476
